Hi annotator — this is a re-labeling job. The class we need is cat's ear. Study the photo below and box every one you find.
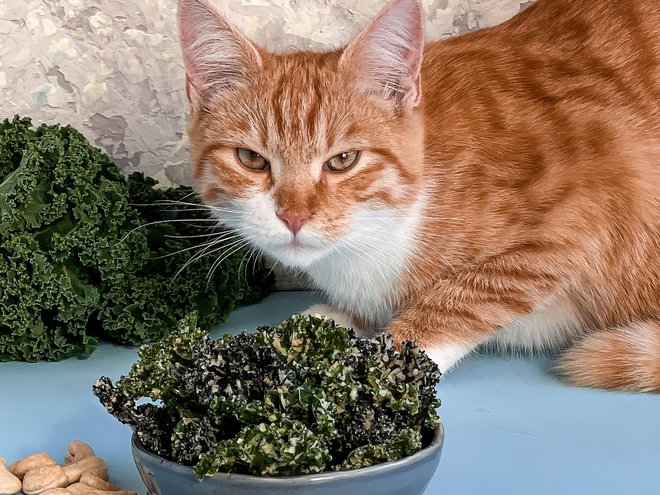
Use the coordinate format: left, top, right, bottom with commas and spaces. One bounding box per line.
340, 0, 424, 108
177, 0, 262, 107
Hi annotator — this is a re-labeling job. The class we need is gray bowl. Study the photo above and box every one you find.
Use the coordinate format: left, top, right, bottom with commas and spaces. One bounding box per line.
132, 423, 444, 495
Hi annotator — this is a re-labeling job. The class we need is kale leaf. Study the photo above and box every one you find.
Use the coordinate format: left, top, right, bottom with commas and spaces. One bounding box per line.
0, 116, 272, 361
94, 314, 441, 477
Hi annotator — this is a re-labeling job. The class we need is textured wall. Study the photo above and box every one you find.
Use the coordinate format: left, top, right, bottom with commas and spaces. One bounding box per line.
0, 0, 533, 186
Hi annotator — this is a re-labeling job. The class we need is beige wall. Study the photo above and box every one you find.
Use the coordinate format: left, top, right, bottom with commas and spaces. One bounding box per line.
0, 0, 532, 186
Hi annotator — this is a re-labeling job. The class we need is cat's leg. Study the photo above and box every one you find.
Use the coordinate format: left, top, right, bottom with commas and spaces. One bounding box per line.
554, 320, 660, 392
387, 250, 569, 373
302, 304, 373, 335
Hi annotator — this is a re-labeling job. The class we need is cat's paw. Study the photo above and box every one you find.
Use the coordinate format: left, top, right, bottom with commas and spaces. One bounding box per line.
422, 344, 474, 374
302, 304, 366, 334
387, 317, 473, 373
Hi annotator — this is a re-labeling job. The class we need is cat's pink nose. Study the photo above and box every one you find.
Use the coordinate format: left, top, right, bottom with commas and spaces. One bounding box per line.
277, 211, 311, 235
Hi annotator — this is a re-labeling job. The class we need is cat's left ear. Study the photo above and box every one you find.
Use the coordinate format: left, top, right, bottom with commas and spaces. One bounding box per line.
340, 0, 424, 108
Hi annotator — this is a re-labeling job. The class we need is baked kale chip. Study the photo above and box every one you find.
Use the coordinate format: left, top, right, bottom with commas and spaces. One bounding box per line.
0, 116, 272, 361
94, 314, 441, 477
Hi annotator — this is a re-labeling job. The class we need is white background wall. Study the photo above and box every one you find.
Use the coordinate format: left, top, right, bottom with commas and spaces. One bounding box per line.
0, 0, 532, 186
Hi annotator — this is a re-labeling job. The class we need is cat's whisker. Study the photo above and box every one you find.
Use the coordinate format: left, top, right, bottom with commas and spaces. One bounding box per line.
263, 257, 280, 281
361, 215, 464, 222
328, 233, 399, 284
351, 224, 455, 275
206, 238, 254, 288
170, 228, 253, 283
240, 246, 255, 285
164, 229, 228, 240
155, 228, 250, 260
347, 232, 420, 281
355, 242, 414, 281
237, 238, 256, 280
119, 217, 223, 243
135, 198, 245, 216
150, 238, 222, 260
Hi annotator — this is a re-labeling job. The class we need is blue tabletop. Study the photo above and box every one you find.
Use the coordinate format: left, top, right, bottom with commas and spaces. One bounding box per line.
1, 292, 659, 495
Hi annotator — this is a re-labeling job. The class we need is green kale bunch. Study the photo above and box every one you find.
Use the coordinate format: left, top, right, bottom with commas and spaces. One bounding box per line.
0, 116, 271, 361
94, 314, 441, 477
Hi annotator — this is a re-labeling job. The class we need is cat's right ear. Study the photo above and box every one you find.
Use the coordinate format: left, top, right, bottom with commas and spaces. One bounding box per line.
177, 0, 262, 108
340, 0, 424, 109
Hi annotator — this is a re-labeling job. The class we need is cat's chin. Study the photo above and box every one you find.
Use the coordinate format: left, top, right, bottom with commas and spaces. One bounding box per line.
266, 241, 329, 269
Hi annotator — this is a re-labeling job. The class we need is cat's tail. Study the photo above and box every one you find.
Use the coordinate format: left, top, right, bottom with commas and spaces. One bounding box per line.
555, 320, 660, 393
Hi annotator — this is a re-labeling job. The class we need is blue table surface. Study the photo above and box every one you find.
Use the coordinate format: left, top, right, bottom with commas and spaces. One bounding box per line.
1, 292, 659, 495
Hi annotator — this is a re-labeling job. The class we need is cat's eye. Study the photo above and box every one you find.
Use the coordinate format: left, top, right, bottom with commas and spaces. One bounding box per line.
324, 151, 360, 172
236, 148, 270, 171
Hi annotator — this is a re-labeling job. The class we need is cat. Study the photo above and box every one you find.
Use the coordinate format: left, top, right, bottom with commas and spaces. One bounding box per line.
176, 0, 659, 392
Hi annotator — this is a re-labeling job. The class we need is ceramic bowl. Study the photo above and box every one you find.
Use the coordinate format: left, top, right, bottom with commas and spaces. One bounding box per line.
132, 423, 444, 495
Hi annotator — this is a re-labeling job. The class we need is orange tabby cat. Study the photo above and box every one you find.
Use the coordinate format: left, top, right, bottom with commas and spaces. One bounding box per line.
177, 0, 659, 392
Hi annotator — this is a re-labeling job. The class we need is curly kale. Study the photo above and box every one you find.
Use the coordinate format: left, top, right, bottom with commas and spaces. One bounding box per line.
94, 314, 441, 477
0, 116, 272, 361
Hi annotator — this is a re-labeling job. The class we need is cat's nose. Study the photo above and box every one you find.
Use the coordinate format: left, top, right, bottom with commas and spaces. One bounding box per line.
277, 210, 312, 235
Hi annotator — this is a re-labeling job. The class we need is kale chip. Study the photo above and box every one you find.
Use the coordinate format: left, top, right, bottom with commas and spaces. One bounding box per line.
0, 116, 272, 361
94, 314, 441, 477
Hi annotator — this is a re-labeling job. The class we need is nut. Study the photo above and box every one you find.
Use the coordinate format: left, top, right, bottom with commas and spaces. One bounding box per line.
62, 457, 108, 484
0, 458, 22, 495
79, 472, 120, 491
63, 486, 97, 495
64, 442, 95, 465
5, 442, 134, 495
22, 465, 68, 494
8, 453, 57, 480
64, 487, 97, 495
67, 483, 137, 495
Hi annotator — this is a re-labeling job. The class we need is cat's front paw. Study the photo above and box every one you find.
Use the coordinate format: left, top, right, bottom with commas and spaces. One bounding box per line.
422, 344, 474, 373
302, 304, 368, 334
387, 318, 473, 373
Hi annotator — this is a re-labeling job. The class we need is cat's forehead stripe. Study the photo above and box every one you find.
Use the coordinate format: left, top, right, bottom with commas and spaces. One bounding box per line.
271, 72, 327, 149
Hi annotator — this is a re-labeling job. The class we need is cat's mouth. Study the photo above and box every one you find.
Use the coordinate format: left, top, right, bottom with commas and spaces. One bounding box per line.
266, 236, 330, 268
277, 238, 318, 252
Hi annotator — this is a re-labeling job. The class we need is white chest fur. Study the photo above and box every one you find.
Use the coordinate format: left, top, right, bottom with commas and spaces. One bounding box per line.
304, 198, 426, 330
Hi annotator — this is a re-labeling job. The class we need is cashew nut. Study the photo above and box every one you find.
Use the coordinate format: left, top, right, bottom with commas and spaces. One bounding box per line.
63, 442, 95, 465
22, 465, 68, 494
62, 457, 108, 484
66, 483, 137, 495
8, 453, 56, 480
0, 458, 22, 495
62, 486, 97, 495
6, 441, 134, 495
79, 472, 121, 491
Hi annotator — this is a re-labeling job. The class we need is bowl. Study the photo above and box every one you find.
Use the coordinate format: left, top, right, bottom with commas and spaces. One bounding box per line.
132, 423, 444, 495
